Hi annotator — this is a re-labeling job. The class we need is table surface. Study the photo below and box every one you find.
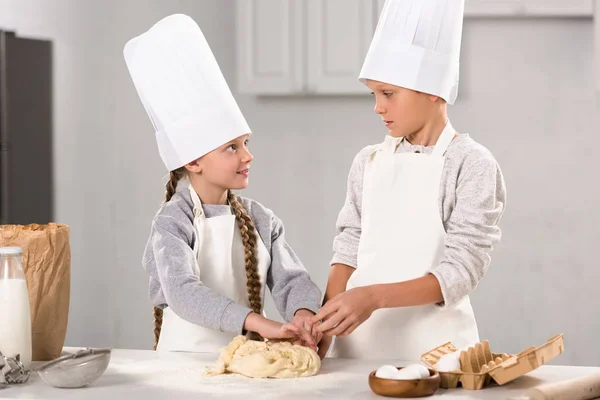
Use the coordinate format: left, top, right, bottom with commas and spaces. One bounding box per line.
1, 347, 599, 399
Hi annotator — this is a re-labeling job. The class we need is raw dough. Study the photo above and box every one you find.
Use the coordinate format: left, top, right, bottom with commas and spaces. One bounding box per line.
205, 335, 321, 379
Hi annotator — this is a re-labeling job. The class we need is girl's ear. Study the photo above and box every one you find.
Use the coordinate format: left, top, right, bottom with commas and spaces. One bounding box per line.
185, 158, 202, 174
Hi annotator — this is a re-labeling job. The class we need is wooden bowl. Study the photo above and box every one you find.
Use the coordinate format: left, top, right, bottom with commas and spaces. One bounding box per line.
368, 367, 441, 398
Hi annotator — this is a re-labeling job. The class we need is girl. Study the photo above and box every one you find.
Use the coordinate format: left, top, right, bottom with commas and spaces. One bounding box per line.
313, 0, 507, 360
124, 14, 322, 353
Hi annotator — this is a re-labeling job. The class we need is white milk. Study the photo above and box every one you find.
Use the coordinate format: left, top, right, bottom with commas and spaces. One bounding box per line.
0, 278, 32, 370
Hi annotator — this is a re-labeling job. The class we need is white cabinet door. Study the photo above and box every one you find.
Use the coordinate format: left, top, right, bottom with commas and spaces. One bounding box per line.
522, 0, 593, 16
236, 0, 303, 94
376, 0, 386, 17
306, 0, 374, 94
465, 0, 523, 16
465, 0, 593, 16
595, 0, 600, 92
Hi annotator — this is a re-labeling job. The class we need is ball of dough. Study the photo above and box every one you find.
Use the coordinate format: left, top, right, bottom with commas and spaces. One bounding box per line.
375, 365, 401, 379
205, 336, 321, 379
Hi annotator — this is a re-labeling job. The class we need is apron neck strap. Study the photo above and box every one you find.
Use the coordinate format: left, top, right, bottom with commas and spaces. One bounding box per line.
381, 135, 403, 153
188, 183, 204, 218
431, 120, 456, 157
381, 120, 456, 156
188, 184, 233, 218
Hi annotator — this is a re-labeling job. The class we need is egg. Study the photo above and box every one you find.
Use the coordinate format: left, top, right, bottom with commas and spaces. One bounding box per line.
401, 363, 431, 378
375, 365, 402, 379
435, 351, 461, 372
375, 363, 431, 380
394, 367, 422, 380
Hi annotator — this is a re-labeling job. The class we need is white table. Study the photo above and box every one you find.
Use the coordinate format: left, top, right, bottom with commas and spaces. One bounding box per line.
1, 347, 599, 399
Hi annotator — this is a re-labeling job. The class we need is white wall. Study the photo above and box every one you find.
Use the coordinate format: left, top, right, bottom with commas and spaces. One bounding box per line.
1, 1, 599, 366
1, 0, 119, 348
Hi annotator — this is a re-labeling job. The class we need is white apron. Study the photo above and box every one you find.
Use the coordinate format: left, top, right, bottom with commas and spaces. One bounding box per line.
157, 184, 271, 352
331, 121, 479, 360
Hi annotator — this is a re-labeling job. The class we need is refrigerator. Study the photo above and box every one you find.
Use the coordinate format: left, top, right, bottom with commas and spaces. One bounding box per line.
0, 29, 53, 225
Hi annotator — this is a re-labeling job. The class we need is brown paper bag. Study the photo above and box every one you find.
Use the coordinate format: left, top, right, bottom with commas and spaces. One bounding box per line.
0, 223, 70, 361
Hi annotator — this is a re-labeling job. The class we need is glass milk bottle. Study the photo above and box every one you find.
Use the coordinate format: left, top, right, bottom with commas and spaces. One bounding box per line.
0, 247, 32, 370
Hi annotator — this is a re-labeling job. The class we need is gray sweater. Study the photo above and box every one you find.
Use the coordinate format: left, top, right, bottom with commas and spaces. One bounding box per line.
142, 187, 322, 334
331, 133, 507, 307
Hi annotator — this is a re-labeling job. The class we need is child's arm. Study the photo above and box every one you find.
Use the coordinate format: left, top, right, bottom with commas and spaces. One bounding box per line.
314, 148, 371, 357
329, 147, 373, 270
145, 214, 253, 334
315, 263, 355, 358
427, 148, 506, 308
322, 264, 355, 305
266, 212, 322, 322
314, 147, 507, 337
146, 214, 316, 345
364, 150, 506, 309
323, 148, 370, 299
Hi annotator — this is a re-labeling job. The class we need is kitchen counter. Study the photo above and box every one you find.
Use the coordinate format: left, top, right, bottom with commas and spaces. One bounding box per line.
2, 347, 599, 399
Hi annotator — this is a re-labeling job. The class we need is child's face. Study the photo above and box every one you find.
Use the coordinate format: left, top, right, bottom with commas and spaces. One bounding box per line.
194, 134, 253, 190
366, 79, 440, 138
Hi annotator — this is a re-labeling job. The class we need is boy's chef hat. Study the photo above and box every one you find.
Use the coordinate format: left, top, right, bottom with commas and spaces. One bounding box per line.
359, 0, 465, 104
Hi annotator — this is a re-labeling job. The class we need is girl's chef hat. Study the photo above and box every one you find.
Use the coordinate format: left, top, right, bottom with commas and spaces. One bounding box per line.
124, 14, 251, 171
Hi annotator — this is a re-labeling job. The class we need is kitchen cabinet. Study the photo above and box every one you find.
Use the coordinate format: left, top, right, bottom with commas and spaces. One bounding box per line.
236, 0, 304, 94
236, 0, 376, 95
465, 0, 593, 16
306, 0, 374, 94
596, 0, 600, 92
376, 0, 386, 15
237, 0, 600, 95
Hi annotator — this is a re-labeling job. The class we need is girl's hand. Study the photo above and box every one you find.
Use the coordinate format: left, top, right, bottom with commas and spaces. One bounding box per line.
292, 309, 323, 347
246, 313, 316, 350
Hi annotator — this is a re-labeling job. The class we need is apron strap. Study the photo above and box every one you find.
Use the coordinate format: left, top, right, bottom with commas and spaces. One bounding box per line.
380, 135, 403, 154
189, 183, 205, 218
379, 120, 456, 156
188, 184, 233, 218
431, 120, 456, 157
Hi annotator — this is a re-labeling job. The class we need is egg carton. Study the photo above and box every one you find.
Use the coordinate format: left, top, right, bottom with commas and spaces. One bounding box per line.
420, 340, 510, 390
420, 334, 564, 390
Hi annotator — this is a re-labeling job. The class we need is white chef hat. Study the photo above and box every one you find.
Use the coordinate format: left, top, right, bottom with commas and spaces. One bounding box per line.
123, 14, 251, 171
359, 0, 465, 105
